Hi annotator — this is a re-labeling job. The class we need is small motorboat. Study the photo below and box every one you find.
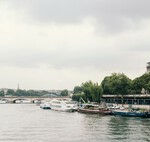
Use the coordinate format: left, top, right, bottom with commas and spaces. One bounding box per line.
0, 99, 7, 104
40, 102, 51, 109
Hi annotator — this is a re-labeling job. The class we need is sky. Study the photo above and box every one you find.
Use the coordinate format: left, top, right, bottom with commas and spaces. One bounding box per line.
0, 0, 150, 90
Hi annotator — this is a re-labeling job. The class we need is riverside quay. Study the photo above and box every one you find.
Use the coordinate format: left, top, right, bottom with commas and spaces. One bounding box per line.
102, 94, 150, 105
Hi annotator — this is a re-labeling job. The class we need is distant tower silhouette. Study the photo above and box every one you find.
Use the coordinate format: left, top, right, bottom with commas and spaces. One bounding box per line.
17, 83, 20, 90
147, 62, 150, 73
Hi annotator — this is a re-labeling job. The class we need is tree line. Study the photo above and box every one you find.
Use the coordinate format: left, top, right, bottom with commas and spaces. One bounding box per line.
0, 89, 68, 97
72, 72, 150, 103
0, 72, 149, 102
0, 89, 51, 97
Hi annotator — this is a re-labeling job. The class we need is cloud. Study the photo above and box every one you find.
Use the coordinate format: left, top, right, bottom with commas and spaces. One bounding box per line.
0, 0, 150, 89
4, 0, 150, 34
0, 15, 149, 71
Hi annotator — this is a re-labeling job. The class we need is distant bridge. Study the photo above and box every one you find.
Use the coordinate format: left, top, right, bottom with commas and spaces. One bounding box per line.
0, 96, 70, 103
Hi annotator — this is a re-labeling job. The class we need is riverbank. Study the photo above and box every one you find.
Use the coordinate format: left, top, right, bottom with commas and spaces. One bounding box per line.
110, 103, 150, 110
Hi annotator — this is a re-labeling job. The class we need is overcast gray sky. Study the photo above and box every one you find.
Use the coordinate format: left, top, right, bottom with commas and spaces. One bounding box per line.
0, 0, 149, 90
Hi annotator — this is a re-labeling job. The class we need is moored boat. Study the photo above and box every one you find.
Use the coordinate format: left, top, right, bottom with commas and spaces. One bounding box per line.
0, 99, 7, 104
49, 99, 78, 112
40, 102, 51, 109
112, 109, 150, 118
78, 103, 111, 115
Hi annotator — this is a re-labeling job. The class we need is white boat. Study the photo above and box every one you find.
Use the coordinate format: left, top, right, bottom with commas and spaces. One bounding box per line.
107, 104, 120, 109
21, 100, 31, 104
40, 102, 51, 109
34, 100, 41, 105
49, 99, 78, 112
0, 99, 7, 104
15, 100, 22, 104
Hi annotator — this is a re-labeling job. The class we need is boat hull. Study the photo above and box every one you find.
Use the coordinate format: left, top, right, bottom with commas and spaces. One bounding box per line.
40, 103, 51, 109
49, 99, 78, 112
112, 110, 150, 118
50, 107, 76, 112
78, 108, 111, 115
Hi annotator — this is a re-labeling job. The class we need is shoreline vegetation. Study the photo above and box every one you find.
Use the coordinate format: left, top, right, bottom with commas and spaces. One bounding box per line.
72, 72, 150, 103
0, 72, 150, 104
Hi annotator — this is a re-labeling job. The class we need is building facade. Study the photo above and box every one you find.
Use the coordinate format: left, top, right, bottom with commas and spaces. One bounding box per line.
102, 94, 150, 105
147, 62, 150, 72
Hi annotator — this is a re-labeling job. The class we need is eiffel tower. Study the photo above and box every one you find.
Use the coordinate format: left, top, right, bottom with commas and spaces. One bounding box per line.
17, 83, 20, 90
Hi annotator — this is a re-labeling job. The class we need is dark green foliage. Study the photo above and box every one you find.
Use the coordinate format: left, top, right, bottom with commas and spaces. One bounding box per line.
16, 89, 26, 96
60, 89, 68, 96
91, 83, 103, 102
72, 92, 86, 102
1, 72, 149, 99
6, 89, 15, 96
81, 81, 103, 102
26, 90, 45, 96
72, 80, 103, 103
3, 89, 49, 96
132, 72, 150, 94
101, 73, 132, 95
81, 81, 93, 102
73, 86, 83, 94
101, 76, 112, 94
0, 90, 5, 96
101, 72, 150, 95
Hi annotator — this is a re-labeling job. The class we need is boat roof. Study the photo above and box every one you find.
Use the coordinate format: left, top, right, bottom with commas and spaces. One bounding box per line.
82, 103, 99, 107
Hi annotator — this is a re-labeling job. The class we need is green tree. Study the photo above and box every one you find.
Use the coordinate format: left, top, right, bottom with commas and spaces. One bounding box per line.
26, 90, 42, 96
60, 89, 68, 96
101, 76, 112, 94
6, 89, 15, 96
90, 83, 103, 102
81, 80, 103, 102
72, 92, 86, 102
101, 73, 132, 95
81, 81, 93, 102
15, 89, 27, 96
0, 90, 5, 96
132, 72, 150, 94
73, 86, 83, 94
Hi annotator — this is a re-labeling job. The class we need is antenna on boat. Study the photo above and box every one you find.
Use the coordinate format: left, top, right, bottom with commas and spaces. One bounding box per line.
79, 97, 86, 103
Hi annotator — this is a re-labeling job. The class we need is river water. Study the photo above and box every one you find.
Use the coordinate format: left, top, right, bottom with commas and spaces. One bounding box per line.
0, 104, 150, 142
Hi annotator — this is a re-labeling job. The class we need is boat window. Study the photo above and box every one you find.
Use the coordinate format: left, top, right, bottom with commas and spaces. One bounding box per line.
52, 101, 61, 104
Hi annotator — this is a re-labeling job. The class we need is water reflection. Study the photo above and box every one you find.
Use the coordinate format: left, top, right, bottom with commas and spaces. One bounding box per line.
140, 119, 150, 142
108, 116, 130, 140
0, 104, 150, 142
108, 116, 150, 142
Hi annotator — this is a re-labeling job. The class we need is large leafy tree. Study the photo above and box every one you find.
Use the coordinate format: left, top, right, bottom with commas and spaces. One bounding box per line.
132, 72, 150, 94
101, 73, 132, 95
89, 82, 103, 102
73, 86, 83, 94
72, 92, 86, 102
101, 76, 112, 94
72, 80, 103, 102
81, 81, 93, 102
60, 89, 68, 96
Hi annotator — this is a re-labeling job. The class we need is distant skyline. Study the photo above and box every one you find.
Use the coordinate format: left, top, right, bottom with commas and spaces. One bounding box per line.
0, 0, 149, 90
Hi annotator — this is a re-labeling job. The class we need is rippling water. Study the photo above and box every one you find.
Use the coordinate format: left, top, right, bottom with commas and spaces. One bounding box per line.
0, 104, 150, 142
